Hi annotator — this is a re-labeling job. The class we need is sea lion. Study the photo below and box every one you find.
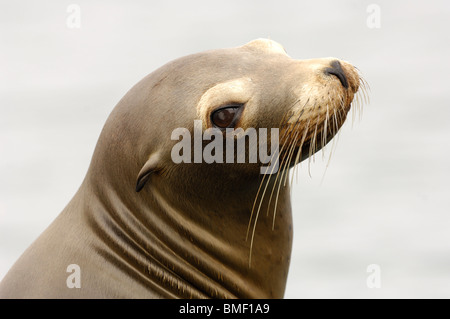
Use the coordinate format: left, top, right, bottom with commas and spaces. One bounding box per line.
0, 39, 366, 298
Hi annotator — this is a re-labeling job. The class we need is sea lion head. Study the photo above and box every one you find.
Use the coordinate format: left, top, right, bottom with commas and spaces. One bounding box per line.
84, 39, 367, 298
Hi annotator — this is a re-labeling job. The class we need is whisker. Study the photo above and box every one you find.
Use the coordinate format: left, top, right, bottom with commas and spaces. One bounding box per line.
333, 109, 339, 137
271, 136, 297, 230
246, 121, 293, 240
291, 119, 311, 186
322, 104, 330, 160
247, 131, 300, 266
266, 98, 309, 212
272, 124, 301, 229
360, 78, 370, 105
272, 163, 289, 230
308, 116, 320, 177
246, 97, 306, 267
282, 127, 300, 186
319, 134, 337, 185
265, 122, 300, 216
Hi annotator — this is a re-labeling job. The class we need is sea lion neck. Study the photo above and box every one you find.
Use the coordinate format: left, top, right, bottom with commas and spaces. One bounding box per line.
84, 136, 291, 298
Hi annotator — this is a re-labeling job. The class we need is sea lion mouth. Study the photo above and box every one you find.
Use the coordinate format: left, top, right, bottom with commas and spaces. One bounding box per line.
276, 62, 369, 170
278, 100, 352, 169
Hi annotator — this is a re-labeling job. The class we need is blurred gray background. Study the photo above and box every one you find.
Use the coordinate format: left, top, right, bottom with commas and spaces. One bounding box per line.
1, 0, 449, 298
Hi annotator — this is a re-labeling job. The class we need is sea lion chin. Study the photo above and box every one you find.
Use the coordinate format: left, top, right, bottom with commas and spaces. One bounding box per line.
0, 39, 367, 298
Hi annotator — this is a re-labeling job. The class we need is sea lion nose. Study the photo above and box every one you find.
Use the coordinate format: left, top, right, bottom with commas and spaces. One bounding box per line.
324, 60, 348, 89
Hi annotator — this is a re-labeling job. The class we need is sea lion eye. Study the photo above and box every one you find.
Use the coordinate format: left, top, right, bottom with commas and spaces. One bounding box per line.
211, 105, 242, 129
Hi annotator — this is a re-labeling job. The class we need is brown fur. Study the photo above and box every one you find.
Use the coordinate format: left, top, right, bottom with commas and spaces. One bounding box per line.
0, 39, 364, 298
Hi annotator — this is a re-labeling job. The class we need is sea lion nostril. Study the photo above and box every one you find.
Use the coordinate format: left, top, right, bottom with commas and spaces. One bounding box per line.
324, 60, 349, 89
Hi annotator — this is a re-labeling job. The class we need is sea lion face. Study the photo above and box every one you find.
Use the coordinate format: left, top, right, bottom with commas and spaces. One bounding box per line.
194, 39, 363, 168
135, 38, 365, 191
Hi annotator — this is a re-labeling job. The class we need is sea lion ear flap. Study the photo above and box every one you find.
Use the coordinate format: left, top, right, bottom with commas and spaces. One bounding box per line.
136, 152, 161, 192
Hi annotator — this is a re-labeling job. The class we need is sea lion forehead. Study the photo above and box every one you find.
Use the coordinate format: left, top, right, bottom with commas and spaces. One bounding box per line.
241, 38, 289, 56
